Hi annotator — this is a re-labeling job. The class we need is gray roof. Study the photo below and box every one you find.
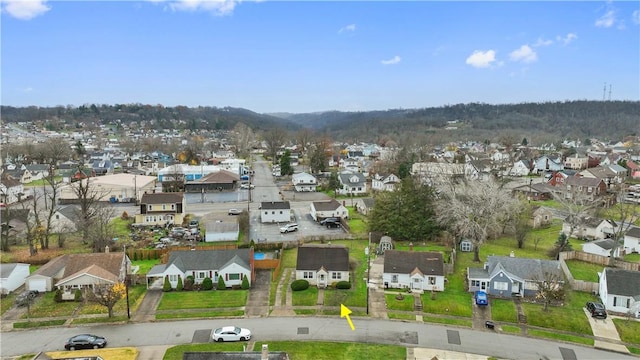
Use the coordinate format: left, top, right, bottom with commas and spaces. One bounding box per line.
383, 250, 444, 276
478, 256, 562, 282
338, 173, 366, 186
626, 226, 640, 238
588, 238, 617, 250
0, 263, 25, 278
604, 268, 640, 297
205, 222, 239, 233
312, 199, 343, 211
150, 249, 251, 275
141, 192, 184, 204
57, 205, 79, 221
296, 245, 349, 272
260, 201, 290, 210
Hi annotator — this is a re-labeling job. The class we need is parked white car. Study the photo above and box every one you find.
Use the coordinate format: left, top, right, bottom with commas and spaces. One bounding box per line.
279, 223, 299, 233
212, 326, 251, 342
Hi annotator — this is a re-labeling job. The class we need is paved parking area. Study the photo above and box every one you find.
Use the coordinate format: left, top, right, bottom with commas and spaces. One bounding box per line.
583, 308, 629, 353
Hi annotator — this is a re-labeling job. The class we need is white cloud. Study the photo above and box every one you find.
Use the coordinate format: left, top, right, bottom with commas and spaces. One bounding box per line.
21, 87, 34, 93
2, 0, 50, 20
167, 0, 238, 16
595, 9, 616, 28
633, 10, 640, 25
533, 37, 553, 47
381, 55, 401, 65
556, 33, 577, 45
465, 50, 497, 68
509, 45, 537, 63
339, 24, 356, 33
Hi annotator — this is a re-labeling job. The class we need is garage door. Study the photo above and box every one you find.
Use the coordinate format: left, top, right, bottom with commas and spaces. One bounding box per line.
28, 279, 47, 292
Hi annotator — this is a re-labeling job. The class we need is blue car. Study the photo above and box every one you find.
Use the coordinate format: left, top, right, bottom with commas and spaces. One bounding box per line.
475, 291, 488, 306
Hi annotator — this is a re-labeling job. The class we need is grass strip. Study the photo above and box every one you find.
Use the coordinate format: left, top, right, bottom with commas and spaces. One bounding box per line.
528, 329, 594, 346
13, 319, 66, 328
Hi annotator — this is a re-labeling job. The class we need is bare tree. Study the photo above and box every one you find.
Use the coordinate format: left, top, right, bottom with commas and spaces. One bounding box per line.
552, 186, 598, 240
19, 193, 44, 256
71, 172, 110, 245
296, 128, 313, 155
88, 204, 117, 253
534, 271, 566, 311
262, 127, 287, 161
230, 123, 255, 158
41, 169, 64, 249
514, 203, 533, 249
599, 185, 640, 267
42, 138, 72, 165
436, 179, 518, 262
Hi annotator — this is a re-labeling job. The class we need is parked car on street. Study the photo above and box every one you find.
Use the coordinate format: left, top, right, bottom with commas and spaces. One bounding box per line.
240, 183, 255, 189
212, 326, 251, 342
280, 223, 299, 233
586, 301, 607, 318
475, 291, 488, 306
64, 334, 107, 350
228, 208, 242, 215
320, 217, 341, 228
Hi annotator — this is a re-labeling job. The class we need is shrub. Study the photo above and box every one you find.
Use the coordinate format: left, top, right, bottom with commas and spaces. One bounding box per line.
176, 276, 184, 291
121, 211, 129, 220
202, 277, 214, 290
217, 276, 226, 290
54, 289, 62, 303
241, 275, 250, 290
163, 276, 172, 292
74, 289, 83, 302
184, 276, 194, 291
291, 279, 309, 291
336, 281, 351, 289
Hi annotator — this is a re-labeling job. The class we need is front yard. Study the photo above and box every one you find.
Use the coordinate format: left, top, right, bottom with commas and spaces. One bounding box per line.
565, 259, 601, 282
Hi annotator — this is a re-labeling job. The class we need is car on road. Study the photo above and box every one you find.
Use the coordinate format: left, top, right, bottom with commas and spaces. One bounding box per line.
64, 334, 107, 350
228, 208, 242, 215
212, 326, 251, 342
189, 219, 199, 228
280, 223, 299, 233
170, 227, 187, 237
586, 301, 607, 318
240, 183, 255, 189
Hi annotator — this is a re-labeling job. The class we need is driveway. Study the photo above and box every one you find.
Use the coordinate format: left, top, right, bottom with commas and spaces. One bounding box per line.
583, 308, 629, 353
245, 270, 271, 318
132, 289, 163, 322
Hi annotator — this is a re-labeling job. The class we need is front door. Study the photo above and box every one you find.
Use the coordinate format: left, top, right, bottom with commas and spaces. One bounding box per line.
318, 274, 326, 287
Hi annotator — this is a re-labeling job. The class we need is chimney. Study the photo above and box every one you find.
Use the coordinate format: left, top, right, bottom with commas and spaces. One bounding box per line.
261, 344, 269, 360
105, 245, 110, 253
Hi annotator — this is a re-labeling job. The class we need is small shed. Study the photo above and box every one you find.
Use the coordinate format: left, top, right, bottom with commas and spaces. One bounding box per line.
378, 236, 393, 254
460, 239, 474, 252
205, 222, 240, 242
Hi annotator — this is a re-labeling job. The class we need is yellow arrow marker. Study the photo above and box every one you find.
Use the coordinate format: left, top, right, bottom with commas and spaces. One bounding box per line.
340, 304, 355, 331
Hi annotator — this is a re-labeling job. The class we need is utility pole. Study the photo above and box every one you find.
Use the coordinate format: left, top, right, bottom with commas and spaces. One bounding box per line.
124, 245, 130, 320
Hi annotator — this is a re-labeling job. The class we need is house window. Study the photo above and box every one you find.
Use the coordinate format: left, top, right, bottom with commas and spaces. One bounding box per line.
56, 214, 59, 219
428, 277, 436, 285
228, 273, 240, 280
613, 297, 617, 306
279, 211, 283, 214
627, 299, 631, 308
494, 281, 509, 291
471, 280, 480, 287
198, 272, 206, 279
461, 242, 472, 252
272, 211, 275, 215
171, 204, 175, 210
303, 271, 313, 279
391, 275, 398, 283
414, 278, 421, 283
169, 275, 178, 282
148, 205, 153, 211
332, 272, 342, 280
162, 204, 166, 210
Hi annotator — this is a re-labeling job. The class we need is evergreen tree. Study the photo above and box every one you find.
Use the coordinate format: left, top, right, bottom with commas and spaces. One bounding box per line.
217, 276, 226, 290
279, 149, 294, 176
163, 275, 172, 292
176, 276, 184, 291
328, 171, 341, 197
241, 275, 250, 290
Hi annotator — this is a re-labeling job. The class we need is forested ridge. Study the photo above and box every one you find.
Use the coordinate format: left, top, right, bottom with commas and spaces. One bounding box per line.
1, 100, 638, 141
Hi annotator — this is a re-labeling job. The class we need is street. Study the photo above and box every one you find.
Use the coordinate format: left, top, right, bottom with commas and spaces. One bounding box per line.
0, 317, 635, 360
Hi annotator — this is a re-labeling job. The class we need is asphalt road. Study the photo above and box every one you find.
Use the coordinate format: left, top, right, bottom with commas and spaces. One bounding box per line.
0, 317, 635, 360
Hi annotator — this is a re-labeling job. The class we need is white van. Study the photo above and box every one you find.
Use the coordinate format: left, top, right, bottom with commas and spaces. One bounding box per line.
279, 223, 299, 233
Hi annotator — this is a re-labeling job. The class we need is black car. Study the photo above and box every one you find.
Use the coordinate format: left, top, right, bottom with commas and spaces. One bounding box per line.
320, 217, 340, 228
586, 301, 607, 318
65, 334, 107, 350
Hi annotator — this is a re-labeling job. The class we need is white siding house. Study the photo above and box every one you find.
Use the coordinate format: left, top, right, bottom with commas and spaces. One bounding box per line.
260, 201, 291, 223
623, 227, 640, 254
291, 172, 318, 192
309, 199, 349, 221
599, 268, 640, 318
0, 263, 30, 295
382, 250, 445, 293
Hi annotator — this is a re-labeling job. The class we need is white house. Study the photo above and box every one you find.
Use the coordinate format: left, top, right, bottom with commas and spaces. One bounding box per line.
599, 268, 640, 318
371, 173, 400, 192
507, 160, 531, 177
49, 205, 79, 233
310, 199, 349, 221
0, 263, 30, 295
0, 175, 24, 204
260, 201, 291, 223
582, 239, 623, 258
146, 249, 253, 289
291, 172, 318, 192
382, 250, 445, 293
623, 226, 640, 254
562, 218, 616, 241
204, 222, 239, 242
337, 173, 367, 195
295, 245, 350, 288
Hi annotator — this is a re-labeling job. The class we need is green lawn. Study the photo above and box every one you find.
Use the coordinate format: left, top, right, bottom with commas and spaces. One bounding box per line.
624, 253, 640, 262
323, 245, 368, 308
521, 290, 593, 335
255, 341, 406, 360
420, 315, 473, 327
131, 259, 161, 275
22, 292, 79, 318
565, 259, 601, 282
163, 343, 245, 360
1, 292, 18, 315
385, 293, 415, 311
613, 319, 640, 345
280, 247, 298, 269
491, 299, 517, 323
77, 285, 147, 316
156, 309, 244, 319
421, 269, 472, 317
157, 290, 247, 310
528, 329, 594, 346
292, 287, 318, 306
500, 325, 522, 334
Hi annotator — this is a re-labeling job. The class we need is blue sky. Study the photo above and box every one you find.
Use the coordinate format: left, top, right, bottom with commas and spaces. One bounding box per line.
2, 1, 639, 114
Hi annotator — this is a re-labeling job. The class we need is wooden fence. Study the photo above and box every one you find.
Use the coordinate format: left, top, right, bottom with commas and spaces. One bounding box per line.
559, 251, 640, 294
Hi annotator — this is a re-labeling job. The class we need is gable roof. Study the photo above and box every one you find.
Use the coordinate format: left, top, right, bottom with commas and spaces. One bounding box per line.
312, 199, 343, 212
161, 249, 251, 273
338, 173, 366, 186
0, 263, 27, 279
486, 256, 562, 281
383, 250, 444, 276
586, 238, 617, 250
625, 226, 640, 238
296, 245, 349, 272
31, 253, 126, 284
140, 192, 184, 204
260, 201, 290, 210
604, 268, 640, 297
190, 170, 239, 184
